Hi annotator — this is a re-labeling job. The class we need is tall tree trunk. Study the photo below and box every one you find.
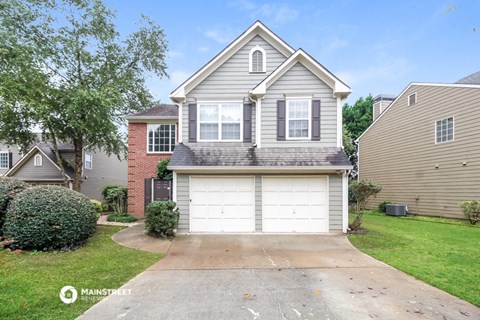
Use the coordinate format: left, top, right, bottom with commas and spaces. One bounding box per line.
73, 139, 83, 192
49, 133, 69, 188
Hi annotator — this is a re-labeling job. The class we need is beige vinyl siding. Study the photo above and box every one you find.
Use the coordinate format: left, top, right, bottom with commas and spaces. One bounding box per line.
0, 142, 22, 176
12, 151, 63, 180
328, 174, 343, 231
261, 62, 337, 147
182, 35, 288, 142
359, 85, 480, 218
81, 150, 127, 200
176, 173, 190, 232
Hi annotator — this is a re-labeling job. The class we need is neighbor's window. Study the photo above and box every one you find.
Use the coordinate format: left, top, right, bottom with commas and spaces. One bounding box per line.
85, 153, 92, 169
435, 117, 454, 143
0, 151, 8, 169
287, 99, 310, 139
249, 46, 266, 73
34, 154, 42, 167
147, 124, 176, 153
408, 92, 417, 106
199, 103, 242, 141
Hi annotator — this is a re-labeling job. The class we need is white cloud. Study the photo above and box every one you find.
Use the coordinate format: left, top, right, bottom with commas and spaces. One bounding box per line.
197, 46, 210, 53
230, 1, 299, 24
204, 29, 237, 44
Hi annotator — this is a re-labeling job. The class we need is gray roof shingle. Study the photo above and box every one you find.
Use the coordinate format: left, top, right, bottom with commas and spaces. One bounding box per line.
126, 104, 178, 119
170, 143, 351, 168
455, 71, 480, 85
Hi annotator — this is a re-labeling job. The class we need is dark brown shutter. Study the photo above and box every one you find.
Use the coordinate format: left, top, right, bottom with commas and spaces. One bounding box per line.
311, 100, 321, 141
243, 103, 252, 143
188, 103, 197, 142
8, 152, 13, 169
144, 178, 152, 214
277, 100, 286, 141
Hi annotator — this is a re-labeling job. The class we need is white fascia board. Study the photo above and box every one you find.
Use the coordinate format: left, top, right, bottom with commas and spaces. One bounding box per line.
170, 21, 295, 101
357, 82, 480, 143
169, 165, 353, 173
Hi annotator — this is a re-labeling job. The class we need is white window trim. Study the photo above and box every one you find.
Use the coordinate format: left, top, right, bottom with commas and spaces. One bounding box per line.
434, 116, 455, 144
34, 154, 42, 167
407, 92, 417, 106
0, 151, 9, 169
249, 45, 266, 73
286, 98, 311, 140
146, 124, 177, 154
85, 153, 93, 170
197, 102, 243, 142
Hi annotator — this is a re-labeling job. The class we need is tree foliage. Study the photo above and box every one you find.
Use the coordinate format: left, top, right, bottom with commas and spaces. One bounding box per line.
157, 158, 173, 180
0, 0, 168, 191
342, 95, 374, 141
348, 179, 382, 231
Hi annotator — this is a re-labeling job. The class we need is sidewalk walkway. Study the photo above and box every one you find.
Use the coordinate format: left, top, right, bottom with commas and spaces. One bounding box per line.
111, 222, 172, 254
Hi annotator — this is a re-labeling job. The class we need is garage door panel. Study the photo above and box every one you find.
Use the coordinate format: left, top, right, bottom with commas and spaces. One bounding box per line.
262, 177, 328, 233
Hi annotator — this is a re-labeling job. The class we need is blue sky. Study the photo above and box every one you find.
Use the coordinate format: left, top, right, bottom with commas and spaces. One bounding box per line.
105, 0, 479, 105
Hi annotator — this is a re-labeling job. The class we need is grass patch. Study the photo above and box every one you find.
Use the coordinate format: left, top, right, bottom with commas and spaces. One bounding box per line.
0, 226, 162, 319
348, 211, 480, 306
106, 214, 137, 223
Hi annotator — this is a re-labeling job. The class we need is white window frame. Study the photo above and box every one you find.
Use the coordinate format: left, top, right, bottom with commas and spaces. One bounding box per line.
249, 45, 266, 73
197, 102, 243, 142
0, 151, 9, 169
85, 152, 93, 170
34, 154, 42, 167
407, 92, 417, 106
146, 124, 177, 153
286, 98, 311, 140
435, 116, 454, 144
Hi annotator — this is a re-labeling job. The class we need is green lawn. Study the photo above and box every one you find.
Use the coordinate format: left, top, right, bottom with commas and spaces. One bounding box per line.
0, 226, 163, 320
348, 211, 480, 306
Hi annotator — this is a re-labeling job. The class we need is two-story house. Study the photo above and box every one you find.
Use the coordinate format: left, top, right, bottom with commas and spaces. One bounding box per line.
1, 139, 127, 200
167, 21, 352, 233
358, 72, 480, 219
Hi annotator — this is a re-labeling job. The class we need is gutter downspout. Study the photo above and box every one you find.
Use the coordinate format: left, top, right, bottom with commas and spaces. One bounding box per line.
249, 93, 262, 148
337, 96, 343, 148
173, 98, 185, 143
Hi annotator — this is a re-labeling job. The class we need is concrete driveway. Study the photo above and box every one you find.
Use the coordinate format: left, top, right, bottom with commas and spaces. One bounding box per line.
79, 230, 479, 320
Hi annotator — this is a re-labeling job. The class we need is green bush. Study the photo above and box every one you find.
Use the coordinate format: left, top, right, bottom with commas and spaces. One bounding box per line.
145, 201, 179, 238
349, 179, 382, 231
460, 201, 480, 225
0, 178, 29, 232
101, 185, 127, 215
90, 199, 103, 213
378, 201, 393, 213
3, 186, 97, 251
157, 159, 173, 180
107, 213, 137, 223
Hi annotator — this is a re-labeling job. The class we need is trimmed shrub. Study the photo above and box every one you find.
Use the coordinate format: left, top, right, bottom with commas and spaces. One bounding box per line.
91, 199, 103, 213
101, 185, 127, 215
378, 201, 393, 213
3, 186, 97, 251
145, 201, 179, 238
460, 201, 480, 225
0, 178, 29, 232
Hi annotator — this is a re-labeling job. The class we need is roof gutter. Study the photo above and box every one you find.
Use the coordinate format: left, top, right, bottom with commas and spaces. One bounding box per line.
168, 165, 353, 173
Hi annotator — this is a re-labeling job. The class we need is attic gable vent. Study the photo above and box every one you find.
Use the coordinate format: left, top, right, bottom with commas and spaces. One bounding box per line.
408, 92, 417, 106
249, 45, 266, 73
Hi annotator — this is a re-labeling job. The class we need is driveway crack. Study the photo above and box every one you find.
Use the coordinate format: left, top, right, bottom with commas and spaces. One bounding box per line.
251, 269, 287, 320
262, 247, 277, 267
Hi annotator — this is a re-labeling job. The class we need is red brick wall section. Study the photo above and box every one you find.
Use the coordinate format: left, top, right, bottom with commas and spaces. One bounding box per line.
128, 123, 172, 218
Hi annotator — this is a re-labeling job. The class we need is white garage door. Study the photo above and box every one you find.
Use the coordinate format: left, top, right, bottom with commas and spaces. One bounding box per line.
190, 177, 255, 232
262, 177, 328, 233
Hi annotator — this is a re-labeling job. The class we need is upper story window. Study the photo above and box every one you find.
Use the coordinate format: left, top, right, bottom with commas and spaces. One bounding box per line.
198, 103, 242, 141
435, 117, 454, 144
85, 153, 93, 169
408, 92, 417, 106
147, 124, 176, 153
34, 154, 42, 166
249, 46, 266, 73
0, 151, 9, 169
287, 99, 311, 139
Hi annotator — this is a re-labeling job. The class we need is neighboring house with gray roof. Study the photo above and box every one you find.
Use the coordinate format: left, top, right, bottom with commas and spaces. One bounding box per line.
1, 139, 127, 200
358, 74, 480, 219
167, 21, 352, 233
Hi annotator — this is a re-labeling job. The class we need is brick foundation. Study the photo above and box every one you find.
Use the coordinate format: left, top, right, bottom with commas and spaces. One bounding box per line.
127, 123, 172, 218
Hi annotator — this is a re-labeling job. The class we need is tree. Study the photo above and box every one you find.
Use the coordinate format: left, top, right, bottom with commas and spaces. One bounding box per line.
0, 0, 168, 191
348, 179, 382, 231
342, 95, 374, 141
342, 124, 355, 157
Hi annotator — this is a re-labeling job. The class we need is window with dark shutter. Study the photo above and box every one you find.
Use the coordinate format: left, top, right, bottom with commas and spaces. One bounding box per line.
188, 103, 197, 142
311, 100, 321, 141
277, 100, 286, 141
0, 151, 9, 169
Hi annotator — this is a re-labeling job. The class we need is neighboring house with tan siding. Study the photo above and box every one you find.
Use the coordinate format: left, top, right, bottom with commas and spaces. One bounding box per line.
358, 75, 480, 219
168, 21, 352, 233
